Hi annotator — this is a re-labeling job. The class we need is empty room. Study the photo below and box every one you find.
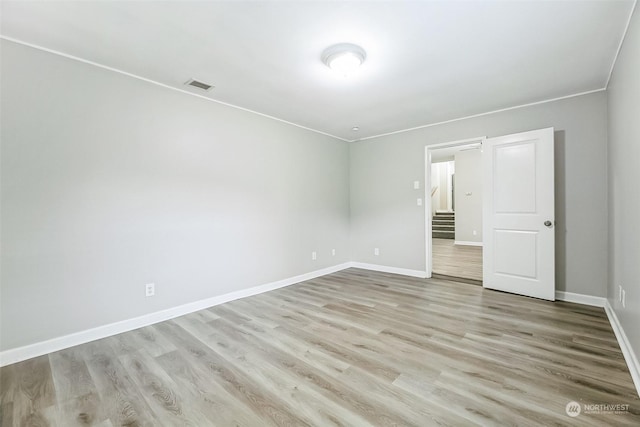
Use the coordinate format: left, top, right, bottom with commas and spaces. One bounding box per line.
1, 1, 639, 425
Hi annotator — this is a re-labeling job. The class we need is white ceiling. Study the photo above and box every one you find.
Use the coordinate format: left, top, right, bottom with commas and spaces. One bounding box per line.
1, 1, 635, 141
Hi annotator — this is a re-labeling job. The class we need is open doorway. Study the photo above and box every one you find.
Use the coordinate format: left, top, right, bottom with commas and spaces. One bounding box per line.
426, 137, 484, 283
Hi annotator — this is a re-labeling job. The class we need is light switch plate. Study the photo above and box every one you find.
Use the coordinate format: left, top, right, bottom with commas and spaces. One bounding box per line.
145, 283, 155, 297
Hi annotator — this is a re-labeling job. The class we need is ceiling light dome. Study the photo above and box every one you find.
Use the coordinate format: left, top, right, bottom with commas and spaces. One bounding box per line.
322, 43, 366, 77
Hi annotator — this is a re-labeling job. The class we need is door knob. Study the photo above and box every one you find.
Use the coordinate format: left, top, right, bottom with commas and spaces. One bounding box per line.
544, 220, 553, 227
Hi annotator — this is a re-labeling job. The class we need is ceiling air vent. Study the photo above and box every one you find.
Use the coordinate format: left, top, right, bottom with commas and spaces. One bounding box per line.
185, 79, 214, 91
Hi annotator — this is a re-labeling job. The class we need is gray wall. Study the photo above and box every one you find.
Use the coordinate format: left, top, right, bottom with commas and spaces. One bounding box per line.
0, 35, 622, 354
0, 41, 350, 351
454, 149, 482, 243
607, 8, 640, 360
350, 91, 608, 296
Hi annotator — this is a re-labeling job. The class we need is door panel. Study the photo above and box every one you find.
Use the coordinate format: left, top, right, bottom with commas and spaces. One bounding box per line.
483, 128, 555, 300
494, 141, 537, 213
494, 230, 537, 278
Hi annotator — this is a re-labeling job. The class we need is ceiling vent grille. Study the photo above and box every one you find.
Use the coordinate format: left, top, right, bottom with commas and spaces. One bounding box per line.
185, 79, 214, 91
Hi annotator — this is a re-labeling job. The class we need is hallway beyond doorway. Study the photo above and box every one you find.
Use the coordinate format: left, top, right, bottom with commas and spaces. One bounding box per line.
432, 238, 482, 282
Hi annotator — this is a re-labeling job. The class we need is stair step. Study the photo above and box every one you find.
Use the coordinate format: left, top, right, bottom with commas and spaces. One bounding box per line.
433, 212, 455, 239
433, 225, 454, 231
433, 230, 454, 239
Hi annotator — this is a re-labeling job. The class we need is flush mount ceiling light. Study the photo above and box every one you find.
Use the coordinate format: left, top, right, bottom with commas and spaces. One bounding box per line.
322, 43, 366, 77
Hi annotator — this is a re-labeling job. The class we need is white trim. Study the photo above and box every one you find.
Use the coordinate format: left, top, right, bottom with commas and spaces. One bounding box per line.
425, 148, 433, 278
349, 262, 427, 278
0, 36, 349, 143
428, 136, 488, 151
0, 263, 351, 367
554, 292, 640, 397
555, 291, 606, 307
446, 161, 454, 212
356, 89, 605, 142
2, 261, 638, 399
454, 241, 483, 247
1, 37, 608, 145
605, 0, 638, 89
604, 300, 640, 397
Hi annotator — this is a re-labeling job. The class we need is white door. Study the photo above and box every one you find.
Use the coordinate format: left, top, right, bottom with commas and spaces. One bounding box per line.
483, 128, 555, 300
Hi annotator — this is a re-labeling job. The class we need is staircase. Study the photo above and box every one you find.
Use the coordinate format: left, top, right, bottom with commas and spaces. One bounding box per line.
432, 212, 455, 239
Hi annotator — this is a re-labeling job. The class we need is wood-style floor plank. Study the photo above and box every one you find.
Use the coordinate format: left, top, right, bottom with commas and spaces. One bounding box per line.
1, 268, 639, 426
80, 340, 158, 427
432, 237, 483, 281
154, 348, 268, 427
0, 355, 58, 426
49, 347, 105, 426
155, 320, 314, 427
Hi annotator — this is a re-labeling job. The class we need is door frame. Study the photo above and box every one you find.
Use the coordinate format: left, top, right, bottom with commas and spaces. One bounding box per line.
425, 136, 486, 278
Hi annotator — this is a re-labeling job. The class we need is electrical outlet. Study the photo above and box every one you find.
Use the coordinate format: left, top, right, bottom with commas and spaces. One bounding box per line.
473, 230, 477, 236
145, 283, 155, 297
622, 289, 626, 308
312, 251, 317, 260
374, 248, 380, 256
413, 181, 420, 190
332, 248, 336, 256
417, 198, 423, 206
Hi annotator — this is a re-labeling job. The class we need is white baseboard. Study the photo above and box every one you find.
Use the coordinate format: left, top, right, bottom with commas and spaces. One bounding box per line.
4, 262, 637, 401
555, 292, 639, 397
454, 241, 483, 247
349, 262, 427, 278
0, 262, 352, 367
604, 300, 640, 397
555, 291, 606, 307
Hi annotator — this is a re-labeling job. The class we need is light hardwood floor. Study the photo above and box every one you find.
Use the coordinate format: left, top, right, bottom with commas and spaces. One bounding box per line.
1, 269, 639, 426
432, 238, 483, 281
